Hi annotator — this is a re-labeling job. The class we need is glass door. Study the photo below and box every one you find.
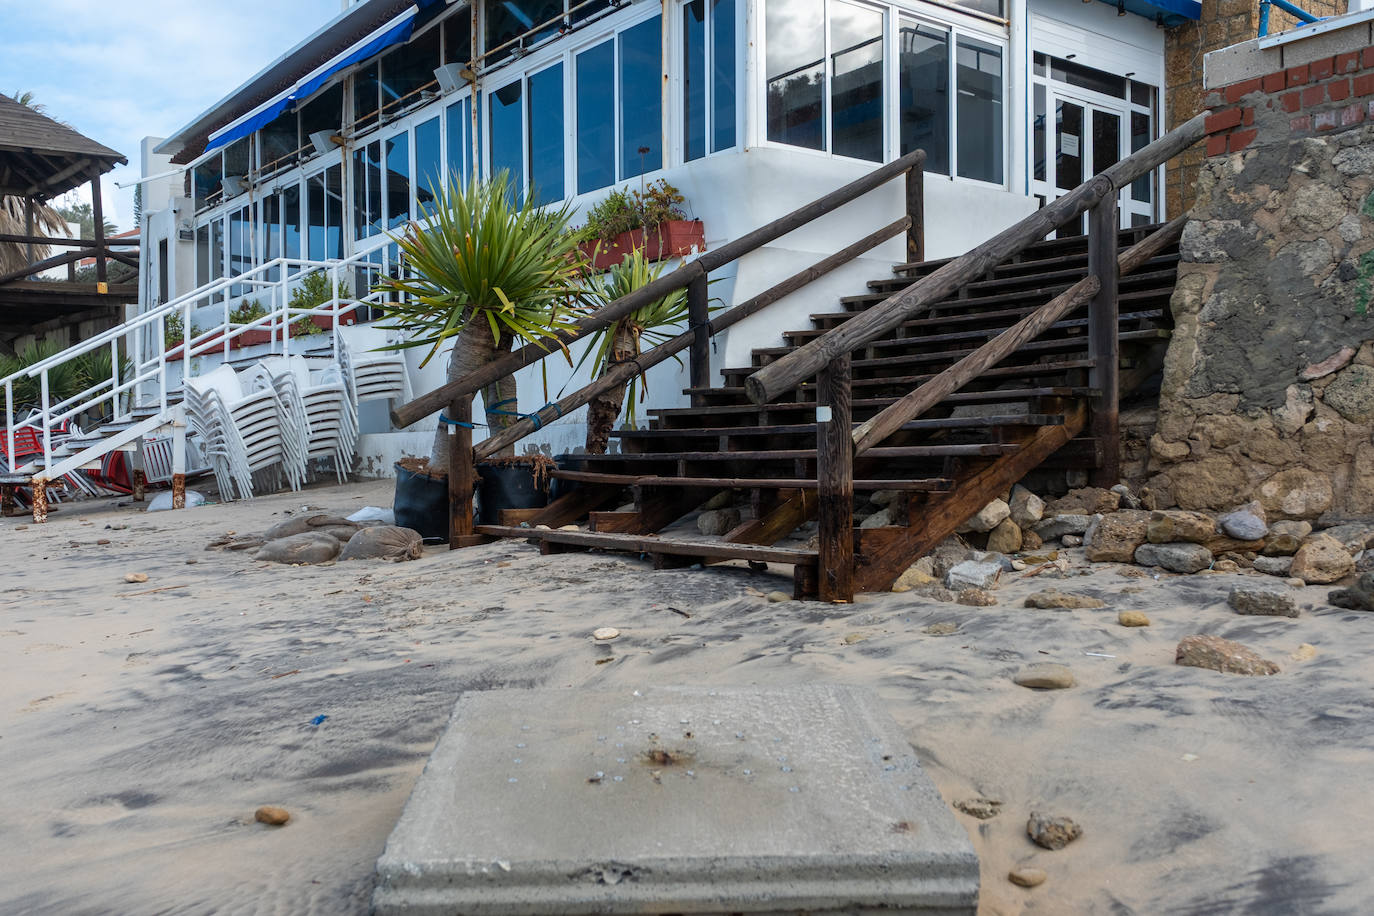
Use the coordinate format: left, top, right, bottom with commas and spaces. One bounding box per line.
1032, 88, 1134, 234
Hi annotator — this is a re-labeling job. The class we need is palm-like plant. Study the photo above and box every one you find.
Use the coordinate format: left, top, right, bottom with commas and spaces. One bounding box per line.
377, 172, 585, 466
576, 249, 692, 454
0, 92, 71, 276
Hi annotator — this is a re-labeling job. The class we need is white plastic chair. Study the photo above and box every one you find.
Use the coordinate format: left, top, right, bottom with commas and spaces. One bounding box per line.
184, 365, 305, 500
337, 325, 412, 407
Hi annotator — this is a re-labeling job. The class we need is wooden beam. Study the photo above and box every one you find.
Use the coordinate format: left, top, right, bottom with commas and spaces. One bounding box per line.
446, 396, 475, 548
0, 234, 139, 247
89, 175, 107, 285
816, 354, 854, 602
23, 157, 93, 196
1087, 196, 1120, 487
688, 273, 710, 405
905, 164, 924, 263
0, 248, 99, 286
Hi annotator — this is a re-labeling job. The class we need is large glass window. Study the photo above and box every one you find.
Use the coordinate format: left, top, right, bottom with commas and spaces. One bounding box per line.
444, 14, 472, 64
898, 20, 949, 175
228, 206, 251, 295
684, 0, 708, 161
766, 0, 824, 150
830, 1, 883, 162
712, 0, 736, 153
354, 62, 381, 131
192, 155, 222, 212
263, 192, 282, 282
528, 63, 565, 205
446, 97, 479, 189
486, 0, 563, 63
381, 26, 441, 118
955, 36, 1002, 183
489, 80, 525, 193
283, 182, 302, 262
619, 16, 663, 179
307, 165, 344, 261
575, 41, 616, 194
684, 0, 737, 161
300, 83, 344, 146
416, 116, 443, 208
223, 137, 251, 179
385, 132, 411, 228
354, 140, 384, 239
260, 112, 299, 173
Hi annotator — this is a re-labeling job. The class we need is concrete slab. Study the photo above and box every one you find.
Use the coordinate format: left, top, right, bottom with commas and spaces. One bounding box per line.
373, 684, 978, 915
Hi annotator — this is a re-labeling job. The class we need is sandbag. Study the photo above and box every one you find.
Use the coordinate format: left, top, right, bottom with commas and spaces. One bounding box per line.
340, 525, 425, 562
255, 532, 343, 565
263, 514, 360, 541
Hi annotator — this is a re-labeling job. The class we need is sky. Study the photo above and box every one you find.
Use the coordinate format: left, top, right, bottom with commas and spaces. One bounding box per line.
1, 0, 346, 231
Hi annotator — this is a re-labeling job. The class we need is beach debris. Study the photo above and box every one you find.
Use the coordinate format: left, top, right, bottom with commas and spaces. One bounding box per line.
347, 506, 395, 524
945, 560, 1002, 591
254, 806, 290, 826
1118, 610, 1150, 627
1024, 589, 1104, 610
309, 715, 328, 726
149, 490, 204, 511
766, 591, 792, 603
1289, 535, 1354, 584
340, 526, 424, 562
922, 622, 958, 636
1175, 635, 1279, 676
1134, 542, 1212, 574
96, 539, 111, 545
1027, 813, 1082, 850
592, 627, 621, 641
119, 583, 189, 598
255, 532, 342, 565
842, 632, 868, 645
1013, 663, 1075, 690
1228, 584, 1299, 618
1008, 867, 1048, 888
264, 514, 362, 543
124, 572, 149, 584
1328, 571, 1374, 610
953, 797, 1002, 819
1111, 483, 1141, 509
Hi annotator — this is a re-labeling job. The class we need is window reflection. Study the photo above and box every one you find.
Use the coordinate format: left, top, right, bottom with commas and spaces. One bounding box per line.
899, 20, 948, 175
385, 132, 411, 229
684, 0, 707, 161
619, 16, 662, 179
712, 0, 736, 153
528, 64, 565, 205
576, 42, 615, 193
766, 0, 824, 150
416, 116, 443, 207
955, 36, 1002, 183
490, 80, 524, 198
830, 0, 883, 162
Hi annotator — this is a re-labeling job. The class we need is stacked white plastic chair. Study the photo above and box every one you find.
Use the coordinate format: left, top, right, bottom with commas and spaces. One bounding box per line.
183, 365, 306, 500
337, 325, 411, 407
253, 356, 358, 484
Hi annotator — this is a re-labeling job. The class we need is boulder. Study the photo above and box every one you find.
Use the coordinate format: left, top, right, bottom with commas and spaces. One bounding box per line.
868, 489, 901, 507
1328, 571, 1374, 611
1257, 468, 1334, 521
1009, 485, 1045, 528
1024, 589, 1105, 609
890, 567, 938, 592
957, 499, 1010, 534
1033, 514, 1093, 540
1021, 529, 1045, 551
1252, 556, 1294, 576
1228, 584, 1299, 618
1322, 364, 1374, 423
945, 560, 1003, 591
1269, 520, 1313, 540
340, 525, 425, 562
1146, 510, 1218, 545
1134, 542, 1213, 574
858, 507, 897, 530
1046, 487, 1120, 516
1175, 634, 1279, 676
697, 508, 742, 536
1261, 533, 1303, 556
1218, 509, 1268, 541
1290, 534, 1355, 584
1169, 455, 1249, 510
1084, 510, 1151, 563
1318, 523, 1374, 555
984, 518, 1023, 554
254, 532, 343, 565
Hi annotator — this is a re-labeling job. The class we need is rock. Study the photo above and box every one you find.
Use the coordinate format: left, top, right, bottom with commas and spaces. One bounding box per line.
1257, 468, 1334, 521
1024, 589, 1105, 609
1228, 585, 1299, 618
985, 518, 1023, 554
1118, 610, 1150, 627
1021, 529, 1044, 551
1253, 556, 1293, 576
1033, 515, 1093, 540
917, 586, 960, 603
1292, 644, 1318, 661
1046, 487, 1119, 515
909, 556, 937, 577
1213, 559, 1241, 573
558, 524, 581, 532
859, 507, 897, 530
946, 561, 1002, 591
923, 622, 959, 636
1169, 455, 1250, 510
254, 806, 290, 826
1318, 523, 1374, 555
1285, 578, 1307, 588
1300, 346, 1357, 382
1027, 813, 1082, 850
339, 526, 424, 562
765, 591, 792, 603
957, 499, 1011, 534
1270, 519, 1312, 540
1013, 663, 1075, 689
1146, 510, 1218, 545
1175, 635, 1279, 676
1061, 535, 1083, 547
697, 508, 741, 536
869, 489, 904, 507
1111, 484, 1142, 509
927, 541, 972, 579
1084, 510, 1151, 563
1322, 364, 1374, 423
254, 532, 342, 565
891, 567, 938, 592
1134, 542, 1213, 574
1328, 571, 1374, 611
124, 572, 148, 584
1262, 534, 1303, 556
957, 588, 998, 607
953, 797, 1002, 819
1009, 485, 1045, 528
1149, 434, 1191, 462
1290, 534, 1355, 584
592, 627, 620, 640
701, 490, 735, 511
1008, 867, 1048, 888
1218, 510, 1268, 541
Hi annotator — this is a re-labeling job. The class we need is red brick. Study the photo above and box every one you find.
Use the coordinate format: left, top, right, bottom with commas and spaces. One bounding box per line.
1355, 73, 1374, 97
1243, 106, 1256, 125
1315, 110, 1339, 131
1336, 52, 1360, 74
1206, 134, 1229, 157
1364, 47, 1374, 69
1280, 91, 1302, 113
1302, 85, 1325, 107
1341, 103, 1365, 127
1262, 71, 1286, 93
1310, 57, 1334, 81
1225, 78, 1264, 103
1290, 115, 1311, 132
1228, 128, 1258, 152
1329, 79, 1351, 102
1287, 65, 1310, 86
1206, 108, 1243, 132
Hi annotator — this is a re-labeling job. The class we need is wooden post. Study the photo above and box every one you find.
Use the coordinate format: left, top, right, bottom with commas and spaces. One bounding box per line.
23, 199, 34, 275
1087, 196, 1120, 487
905, 166, 924, 264
447, 396, 478, 548
90, 175, 108, 287
687, 274, 710, 406
816, 354, 854, 603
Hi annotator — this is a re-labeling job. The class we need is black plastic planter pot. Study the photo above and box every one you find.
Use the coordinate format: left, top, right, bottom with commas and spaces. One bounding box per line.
475, 461, 550, 525
392, 461, 449, 540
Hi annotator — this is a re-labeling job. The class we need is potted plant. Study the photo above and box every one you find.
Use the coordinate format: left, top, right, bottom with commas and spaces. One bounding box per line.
163, 313, 205, 362
287, 272, 355, 335
376, 171, 585, 536
579, 180, 705, 269
230, 299, 271, 346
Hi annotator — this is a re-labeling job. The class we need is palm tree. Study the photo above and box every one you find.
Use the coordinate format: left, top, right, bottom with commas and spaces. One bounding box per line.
0, 91, 71, 276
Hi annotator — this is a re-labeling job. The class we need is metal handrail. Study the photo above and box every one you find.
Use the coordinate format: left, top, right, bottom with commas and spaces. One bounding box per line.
1259, 0, 1323, 36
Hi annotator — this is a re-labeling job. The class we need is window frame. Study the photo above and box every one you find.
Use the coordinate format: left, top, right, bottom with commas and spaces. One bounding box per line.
676, 0, 743, 164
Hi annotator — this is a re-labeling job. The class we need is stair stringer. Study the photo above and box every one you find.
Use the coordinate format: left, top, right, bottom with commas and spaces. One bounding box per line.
851, 403, 1088, 593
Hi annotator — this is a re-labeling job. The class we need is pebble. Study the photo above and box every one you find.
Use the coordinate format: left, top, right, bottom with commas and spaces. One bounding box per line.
1008, 867, 1048, 888
1175, 634, 1279, 676
254, 806, 290, 826
1285, 578, 1306, 588
1013, 663, 1075, 690
592, 627, 620, 641
1027, 812, 1082, 850
766, 591, 792, 603
923, 622, 958, 636
1118, 610, 1150, 627
954, 797, 1002, 819
1061, 534, 1083, 547
1024, 589, 1104, 609
1292, 643, 1318, 661
96, 538, 111, 545
185, 559, 197, 565
557, 524, 580, 531
124, 572, 149, 584
957, 587, 997, 606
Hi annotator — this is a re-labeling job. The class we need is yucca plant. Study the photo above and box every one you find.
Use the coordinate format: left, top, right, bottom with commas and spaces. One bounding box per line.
0, 339, 81, 412
376, 172, 585, 466
575, 248, 695, 454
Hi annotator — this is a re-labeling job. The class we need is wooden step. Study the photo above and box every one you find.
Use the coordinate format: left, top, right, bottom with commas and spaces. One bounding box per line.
714, 358, 1098, 396
774, 308, 1165, 352
551, 468, 954, 492
838, 266, 1177, 311
891, 224, 1162, 276
649, 387, 1096, 424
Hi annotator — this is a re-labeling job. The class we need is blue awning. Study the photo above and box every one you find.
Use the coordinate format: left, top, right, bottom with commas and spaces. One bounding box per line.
1094, 0, 1200, 26
205, 5, 427, 154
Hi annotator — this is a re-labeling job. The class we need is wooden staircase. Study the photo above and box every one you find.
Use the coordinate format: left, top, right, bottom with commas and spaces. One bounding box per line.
476, 226, 1177, 597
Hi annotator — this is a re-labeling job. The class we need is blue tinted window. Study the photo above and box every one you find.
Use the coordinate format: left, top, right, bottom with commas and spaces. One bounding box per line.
385, 131, 410, 228
576, 41, 615, 194
619, 16, 662, 179
490, 81, 525, 196
416, 116, 443, 210
712, 0, 736, 152
528, 64, 565, 205
283, 182, 302, 260
684, 0, 707, 161
446, 98, 477, 186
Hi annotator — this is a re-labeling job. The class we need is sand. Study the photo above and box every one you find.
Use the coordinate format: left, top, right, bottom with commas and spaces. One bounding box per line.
3, 479, 1373, 914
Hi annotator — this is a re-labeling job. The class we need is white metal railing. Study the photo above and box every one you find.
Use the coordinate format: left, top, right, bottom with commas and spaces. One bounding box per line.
2, 227, 402, 478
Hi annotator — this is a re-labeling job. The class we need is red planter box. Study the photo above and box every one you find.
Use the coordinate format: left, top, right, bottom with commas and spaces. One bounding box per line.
165, 314, 355, 361
581, 220, 706, 270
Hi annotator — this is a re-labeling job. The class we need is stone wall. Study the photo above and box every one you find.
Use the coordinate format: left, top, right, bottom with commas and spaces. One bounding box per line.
1145, 29, 1374, 522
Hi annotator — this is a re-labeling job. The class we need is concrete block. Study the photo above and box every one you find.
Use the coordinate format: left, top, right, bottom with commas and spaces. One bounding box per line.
373, 684, 979, 915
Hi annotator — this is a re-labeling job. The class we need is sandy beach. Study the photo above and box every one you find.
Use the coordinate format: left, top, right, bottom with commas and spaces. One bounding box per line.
3, 479, 1372, 914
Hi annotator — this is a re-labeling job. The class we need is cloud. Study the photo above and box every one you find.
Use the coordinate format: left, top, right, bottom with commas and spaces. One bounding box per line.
1, 0, 342, 228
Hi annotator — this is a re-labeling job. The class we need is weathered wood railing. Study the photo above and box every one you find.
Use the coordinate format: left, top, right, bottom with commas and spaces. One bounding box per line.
744, 110, 1211, 601
388, 149, 928, 546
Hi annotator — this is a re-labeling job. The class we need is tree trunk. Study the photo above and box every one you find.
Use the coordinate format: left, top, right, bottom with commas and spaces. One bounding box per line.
584, 323, 640, 455
430, 319, 501, 468
481, 331, 518, 458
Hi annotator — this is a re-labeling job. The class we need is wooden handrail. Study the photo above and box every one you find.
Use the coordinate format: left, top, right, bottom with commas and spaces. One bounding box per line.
389, 149, 927, 429
744, 110, 1211, 406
